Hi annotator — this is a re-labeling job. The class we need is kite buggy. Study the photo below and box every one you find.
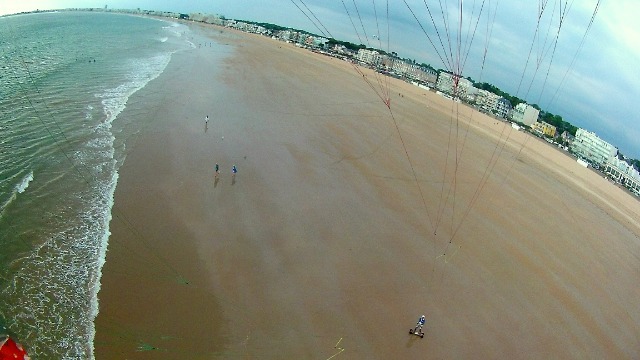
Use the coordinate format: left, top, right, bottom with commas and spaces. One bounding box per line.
409, 315, 426, 338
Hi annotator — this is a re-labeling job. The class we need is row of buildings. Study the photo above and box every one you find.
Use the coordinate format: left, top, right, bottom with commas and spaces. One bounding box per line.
92, 8, 639, 197
574, 130, 640, 195
303, 48, 640, 196
195, 12, 640, 197
431, 71, 639, 195
190, 16, 440, 87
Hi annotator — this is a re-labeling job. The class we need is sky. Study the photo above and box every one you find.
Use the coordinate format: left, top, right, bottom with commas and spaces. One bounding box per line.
2, 0, 638, 159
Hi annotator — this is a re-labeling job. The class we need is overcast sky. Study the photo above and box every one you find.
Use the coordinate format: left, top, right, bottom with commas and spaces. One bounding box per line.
2, 1, 638, 158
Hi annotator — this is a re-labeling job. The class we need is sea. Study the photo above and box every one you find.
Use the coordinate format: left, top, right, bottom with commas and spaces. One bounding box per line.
0, 11, 194, 359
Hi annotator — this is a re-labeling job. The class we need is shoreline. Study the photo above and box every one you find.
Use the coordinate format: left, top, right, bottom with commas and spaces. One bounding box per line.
88, 22, 183, 357
95, 21, 640, 359
1, 12, 193, 359
94, 23, 235, 358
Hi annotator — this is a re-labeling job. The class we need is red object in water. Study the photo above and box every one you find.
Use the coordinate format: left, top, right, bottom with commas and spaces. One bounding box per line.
0, 336, 30, 360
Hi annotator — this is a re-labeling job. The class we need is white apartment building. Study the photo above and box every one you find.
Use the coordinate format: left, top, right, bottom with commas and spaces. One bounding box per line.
387, 59, 437, 84
511, 103, 539, 126
476, 89, 499, 111
278, 30, 297, 42
605, 157, 640, 194
313, 36, 329, 48
570, 128, 618, 166
436, 72, 473, 99
475, 90, 512, 118
495, 98, 512, 119
356, 49, 382, 66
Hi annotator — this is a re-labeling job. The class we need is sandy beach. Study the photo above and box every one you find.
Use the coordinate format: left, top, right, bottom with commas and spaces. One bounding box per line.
94, 22, 640, 359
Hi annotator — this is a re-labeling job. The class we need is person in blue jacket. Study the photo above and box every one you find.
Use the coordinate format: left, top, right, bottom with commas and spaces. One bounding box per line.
413, 315, 426, 334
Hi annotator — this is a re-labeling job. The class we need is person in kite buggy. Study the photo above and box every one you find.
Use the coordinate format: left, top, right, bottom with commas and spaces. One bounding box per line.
410, 315, 426, 338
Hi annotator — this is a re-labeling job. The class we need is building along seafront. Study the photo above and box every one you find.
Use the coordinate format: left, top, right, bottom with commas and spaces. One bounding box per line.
511, 103, 540, 126
474, 89, 512, 119
531, 121, 557, 138
355, 49, 383, 66
436, 72, 473, 99
604, 156, 640, 195
570, 128, 618, 167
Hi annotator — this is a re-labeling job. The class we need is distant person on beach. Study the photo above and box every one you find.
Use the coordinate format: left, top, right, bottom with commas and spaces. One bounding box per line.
413, 315, 426, 334
232, 165, 237, 177
215, 163, 220, 177
205, 115, 209, 125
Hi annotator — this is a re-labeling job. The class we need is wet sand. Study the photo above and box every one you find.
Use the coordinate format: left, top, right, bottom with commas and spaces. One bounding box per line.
94, 22, 640, 359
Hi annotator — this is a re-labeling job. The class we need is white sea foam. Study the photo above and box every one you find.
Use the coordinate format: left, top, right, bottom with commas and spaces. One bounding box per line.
16, 170, 33, 194
86, 51, 174, 359
84, 104, 94, 120
0, 170, 34, 217
2, 169, 118, 358
88, 171, 116, 359
0, 193, 15, 218
0, 13, 193, 359
162, 21, 185, 38
97, 53, 172, 127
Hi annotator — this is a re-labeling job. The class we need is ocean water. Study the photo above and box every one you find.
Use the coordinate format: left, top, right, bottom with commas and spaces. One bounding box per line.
0, 11, 193, 359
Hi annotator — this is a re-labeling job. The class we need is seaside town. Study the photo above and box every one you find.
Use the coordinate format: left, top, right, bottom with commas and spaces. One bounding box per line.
7, 6, 640, 198
2, 5, 639, 359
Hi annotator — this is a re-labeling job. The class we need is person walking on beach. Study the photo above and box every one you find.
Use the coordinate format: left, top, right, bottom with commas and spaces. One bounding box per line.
205, 115, 209, 125
232, 165, 237, 178
215, 163, 220, 177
